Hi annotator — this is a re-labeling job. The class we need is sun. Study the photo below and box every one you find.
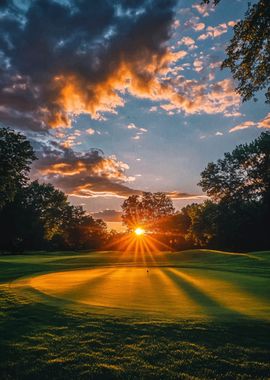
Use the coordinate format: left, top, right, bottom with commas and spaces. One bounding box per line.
134, 227, 145, 236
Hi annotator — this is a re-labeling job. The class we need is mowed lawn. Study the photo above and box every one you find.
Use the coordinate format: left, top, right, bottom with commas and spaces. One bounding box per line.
0, 250, 270, 379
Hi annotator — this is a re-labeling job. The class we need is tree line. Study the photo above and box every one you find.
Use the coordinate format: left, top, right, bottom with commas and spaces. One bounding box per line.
0, 127, 269, 252
120, 132, 270, 252
0, 128, 108, 252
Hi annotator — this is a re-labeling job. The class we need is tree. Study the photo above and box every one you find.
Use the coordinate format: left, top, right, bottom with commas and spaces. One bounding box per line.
182, 201, 218, 247
61, 205, 107, 250
191, 131, 270, 251
203, 0, 270, 103
0, 128, 109, 252
121, 192, 175, 230
0, 181, 109, 251
0, 127, 36, 208
198, 132, 270, 203
23, 181, 70, 241
0, 181, 71, 251
178, 199, 265, 251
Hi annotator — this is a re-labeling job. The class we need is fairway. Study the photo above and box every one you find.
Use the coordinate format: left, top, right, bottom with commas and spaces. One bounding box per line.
1, 250, 270, 379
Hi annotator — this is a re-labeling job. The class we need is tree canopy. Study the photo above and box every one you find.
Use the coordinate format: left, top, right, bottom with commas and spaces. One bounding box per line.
121, 192, 175, 230
0, 127, 108, 252
0, 127, 36, 209
198, 132, 270, 203
203, 0, 270, 103
167, 131, 270, 251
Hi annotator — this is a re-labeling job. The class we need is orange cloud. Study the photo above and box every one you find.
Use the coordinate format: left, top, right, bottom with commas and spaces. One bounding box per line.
229, 113, 270, 133
198, 22, 228, 40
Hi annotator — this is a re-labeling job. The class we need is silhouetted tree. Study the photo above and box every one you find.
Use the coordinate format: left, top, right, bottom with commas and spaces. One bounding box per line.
62, 205, 107, 250
203, 0, 270, 102
0, 127, 109, 252
24, 181, 70, 240
181, 131, 270, 251
199, 132, 270, 203
121, 192, 175, 230
0, 127, 36, 209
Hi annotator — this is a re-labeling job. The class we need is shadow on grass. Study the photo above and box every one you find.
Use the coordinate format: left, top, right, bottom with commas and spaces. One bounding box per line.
1, 285, 270, 380
164, 268, 244, 320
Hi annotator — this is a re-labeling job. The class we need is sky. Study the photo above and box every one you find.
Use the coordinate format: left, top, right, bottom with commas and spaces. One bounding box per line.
0, 0, 269, 229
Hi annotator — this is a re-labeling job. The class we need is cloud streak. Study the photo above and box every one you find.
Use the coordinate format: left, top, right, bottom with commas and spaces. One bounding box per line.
229, 113, 270, 133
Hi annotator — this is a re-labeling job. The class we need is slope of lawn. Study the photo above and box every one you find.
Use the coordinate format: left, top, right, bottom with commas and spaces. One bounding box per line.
0, 249, 270, 379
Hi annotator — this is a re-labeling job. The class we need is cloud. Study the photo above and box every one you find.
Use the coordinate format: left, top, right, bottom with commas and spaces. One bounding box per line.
192, 3, 214, 17
48, 129, 82, 148
229, 121, 255, 133
139, 128, 148, 133
159, 77, 240, 116
0, 0, 183, 130
0, 0, 236, 131
192, 22, 205, 31
198, 23, 228, 40
31, 142, 140, 198
86, 128, 95, 135
30, 140, 201, 200
229, 113, 270, 133
193, 58, 204, 72
126, 123, 137, 129
228, 20, 237, 27
92, 209, 122, 222
126, 123, 148, 139
258, 113, 270, 129
224, 110, 243, 118
178, 36, 195, 46
167, 192, 207, 200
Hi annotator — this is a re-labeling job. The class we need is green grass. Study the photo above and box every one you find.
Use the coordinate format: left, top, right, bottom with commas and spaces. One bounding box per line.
0, 249, 270, 379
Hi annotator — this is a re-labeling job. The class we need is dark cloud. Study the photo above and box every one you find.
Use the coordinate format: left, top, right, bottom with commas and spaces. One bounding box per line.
30, 140, 201, 200
0, 0, 178, 130
31, 141, 141, 197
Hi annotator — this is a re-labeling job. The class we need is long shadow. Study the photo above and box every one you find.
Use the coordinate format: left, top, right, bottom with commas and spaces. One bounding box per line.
164, 268, 244, 320
38, 268, 117, 302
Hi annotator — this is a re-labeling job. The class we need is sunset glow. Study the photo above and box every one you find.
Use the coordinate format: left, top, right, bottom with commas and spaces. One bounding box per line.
1, 0, 270, 378
134, 227, 145, 236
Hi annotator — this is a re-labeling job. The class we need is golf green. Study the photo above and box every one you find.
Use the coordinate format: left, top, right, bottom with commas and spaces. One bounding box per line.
12, 263, 270, 320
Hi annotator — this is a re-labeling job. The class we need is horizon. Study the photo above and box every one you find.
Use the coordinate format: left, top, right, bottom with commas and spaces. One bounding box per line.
0, 0, 269, 229
1, 1, 270, 378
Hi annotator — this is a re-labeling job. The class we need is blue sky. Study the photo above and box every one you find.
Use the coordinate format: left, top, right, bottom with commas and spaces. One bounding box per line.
0, 0, 269, 223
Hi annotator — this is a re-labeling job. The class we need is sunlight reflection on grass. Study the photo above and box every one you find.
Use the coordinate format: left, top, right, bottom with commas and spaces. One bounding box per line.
15, 263, 270, 321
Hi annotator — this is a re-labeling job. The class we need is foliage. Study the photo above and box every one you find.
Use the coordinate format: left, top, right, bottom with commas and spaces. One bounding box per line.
0, 181, 108, 252
199, 132, 270, 203
169, 132, 270, 251
60, 205, 108, 250
23, 181, 70, 240
0, 127, 108, 252
0, 127, 36, 209
203, 0, 270, 102
121, 192, 175, 230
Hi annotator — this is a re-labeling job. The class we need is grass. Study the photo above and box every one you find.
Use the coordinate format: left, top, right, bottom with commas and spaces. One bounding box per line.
0, 249, 270, 379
